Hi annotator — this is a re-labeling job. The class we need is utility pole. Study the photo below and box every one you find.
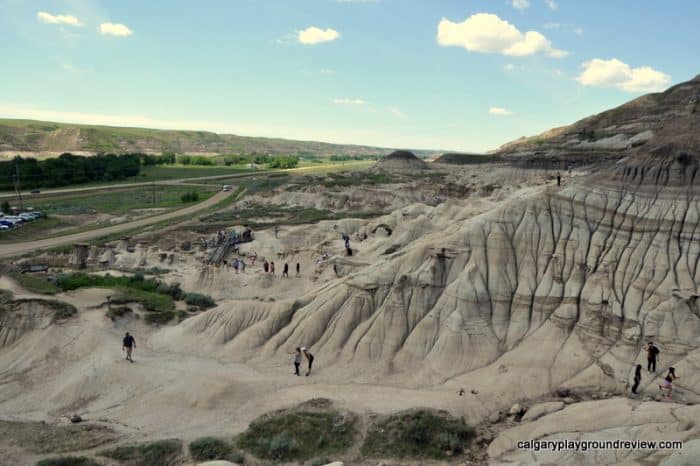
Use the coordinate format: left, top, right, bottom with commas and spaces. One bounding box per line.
13, 163, 22, 211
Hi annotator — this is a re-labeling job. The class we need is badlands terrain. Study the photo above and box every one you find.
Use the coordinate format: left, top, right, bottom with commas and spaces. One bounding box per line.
1, 76, 700, 466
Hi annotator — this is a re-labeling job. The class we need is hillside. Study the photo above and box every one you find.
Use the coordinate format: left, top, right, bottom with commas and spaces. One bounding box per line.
496, 73, 700, 162
0, 118, 400, 158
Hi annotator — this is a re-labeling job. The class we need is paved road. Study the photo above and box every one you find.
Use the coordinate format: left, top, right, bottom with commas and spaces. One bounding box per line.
0, 189, 234, 259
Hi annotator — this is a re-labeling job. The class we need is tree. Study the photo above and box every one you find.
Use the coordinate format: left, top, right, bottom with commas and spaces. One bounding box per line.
1, 200, 10, 214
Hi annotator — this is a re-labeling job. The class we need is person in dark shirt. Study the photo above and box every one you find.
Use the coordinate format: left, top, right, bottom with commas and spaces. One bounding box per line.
647, 342, 660, 373
302, 347, 314, 376
283, 263, 289, 277
296, 262, 300, 277
122, 332, 136, 363
631, 364, 642, 394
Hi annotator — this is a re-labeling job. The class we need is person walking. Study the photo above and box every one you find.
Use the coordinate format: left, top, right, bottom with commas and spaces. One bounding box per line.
659, 367, 679, 399
296, 262, 300, 277
263, 260, 269, 273
283, 263, 289, 277
301, 347, 314, 376
122, 332, 136, 363
556, 173, 561, 186
647, 341, 660, 373
274, 225, 280, 238
292, 347, 302, 376
631, 364, 642, 394
270, 261, 275, 275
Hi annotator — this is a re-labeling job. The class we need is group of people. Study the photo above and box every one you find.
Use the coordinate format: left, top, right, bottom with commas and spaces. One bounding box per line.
262, 260, 300, 277
292, 346, 314, 376
630, 341, 681, 400
223, 257, 246, 273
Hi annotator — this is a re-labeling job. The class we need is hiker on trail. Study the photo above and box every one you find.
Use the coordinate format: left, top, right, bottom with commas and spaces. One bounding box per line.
556, 173, 561, 186
296, 262, 300, 277
659, 367, 679, 399
251, 252, 257, 265
274, 226, 280, 238
270, 261, 275, 275
292, 347, 302, 376
647, 342, 660, 373
263, 260, 269, 273
631, 364, 642, 394
301, 347, 314, 376
283, 263, 289, 277
240, 259, 246, 273
122, 332, 136, 363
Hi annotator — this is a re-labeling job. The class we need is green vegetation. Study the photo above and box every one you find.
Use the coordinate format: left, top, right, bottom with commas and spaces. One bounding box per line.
268, 155, 299, 169
434, 153, 503, 164
0, 288, 13, 304
1, 153, 141, 190
32, 185, 217, 217
6, 271, 60, 294
106, 305, 132, 321
188, 437, 244, 463
55, 273, 213, 324
177, 155, 215, 166
99, 439, 182, 466
318, 171, 394, 188
1, 199, 9, 212
184, 292, 216, 309
180, 191, 199, 203
237, 409, 356, 461
36, 457, 100, 466
361, 410, 474, 459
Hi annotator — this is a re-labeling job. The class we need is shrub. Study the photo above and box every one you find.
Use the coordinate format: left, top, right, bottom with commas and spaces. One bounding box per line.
106, 306, 132, 321
35, 457, 100, 466
7, 271, 60, 294
189, 437, 232, 461
100, 439, 181, 466
180, 191, 199, 203
144, 310, 175, 325
361, 410, 474, 459
237, 410, 355, 461
310, 458, 332, 466
184, 292, 215, 309
156, 282, 184, 300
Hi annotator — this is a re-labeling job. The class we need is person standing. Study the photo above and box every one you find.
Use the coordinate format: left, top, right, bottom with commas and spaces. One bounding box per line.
659, 367, 679, 399
296, 262, 300, 277
274, 226, 280, 238
263, 260, 269, 273
631, 364, 642, 394
270, 261, 275, 275
301, 347, 314, 376
122, 332, 136, 363
556, 173, 561, 186
292, 347, 302, 376
647, 342, 660, 373
283, 263, 289, 277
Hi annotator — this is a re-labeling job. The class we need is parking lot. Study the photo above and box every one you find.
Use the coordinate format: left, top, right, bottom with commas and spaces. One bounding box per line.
0, 210, 44, 233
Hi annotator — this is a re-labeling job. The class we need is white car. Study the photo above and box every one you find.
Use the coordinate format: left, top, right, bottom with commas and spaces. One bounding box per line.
222, 185, 232, 192
0, 225, 8, 231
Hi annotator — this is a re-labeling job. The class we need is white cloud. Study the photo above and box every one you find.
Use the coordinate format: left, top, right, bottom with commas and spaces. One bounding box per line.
577, 58, 671, 92
504, 63, 515, 71
99, 22, 133, 37
437, 13, 567, 58
574, 27, 584, 36
332, 98, 367, 105
298, 27, 340, 45
388, 107, 407, 119
37, 11, 82, 27
512, 0, 531, 10
545, 0, 558, 10
320, 69, 335, 74
489, 107, 514, 116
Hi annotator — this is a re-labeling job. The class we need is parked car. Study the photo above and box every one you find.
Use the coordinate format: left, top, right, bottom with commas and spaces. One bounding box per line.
19, 213, 35, 221
0, 225, 8, 231
30, 189, 41, 194
222, 185, 232, 192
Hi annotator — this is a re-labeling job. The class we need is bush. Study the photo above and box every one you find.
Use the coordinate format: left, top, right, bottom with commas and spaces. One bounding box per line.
361, 410, 474, 459
184, 292, 215, 309
310, 457, 332, 466
180, 191, 199, 203
36, 457, 100, 466
189, 437, 232, 461
7, 271, 60, 294
237, 410, 355, 461
100, 439, 181, 466
106, 306, 132, 321
156, 282, 183, 300
144, 309, 175, 325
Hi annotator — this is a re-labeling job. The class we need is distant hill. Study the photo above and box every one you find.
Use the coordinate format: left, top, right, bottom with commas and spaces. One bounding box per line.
496, 74, 700, 162
434, 153, 503, 164
374, 150, 428, 171
0, 118, 411, 158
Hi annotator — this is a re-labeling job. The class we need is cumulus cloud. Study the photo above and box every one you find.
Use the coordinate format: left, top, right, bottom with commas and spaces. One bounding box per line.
37, 11, 82, 27
489, 107, 514, 116
545, 0, 558, 10
99, 22, 133, 37
577, 58, 671, 92
437, 13, 567, 58
332, 98, 367, 105
512, 0, 531, 10
298, 27, 340, 45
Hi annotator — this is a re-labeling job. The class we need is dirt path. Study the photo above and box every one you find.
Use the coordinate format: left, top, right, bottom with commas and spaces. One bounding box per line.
0, 189, 234, 259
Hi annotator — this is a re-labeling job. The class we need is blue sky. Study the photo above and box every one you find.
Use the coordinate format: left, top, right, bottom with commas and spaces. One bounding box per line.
0, 0, 698, 152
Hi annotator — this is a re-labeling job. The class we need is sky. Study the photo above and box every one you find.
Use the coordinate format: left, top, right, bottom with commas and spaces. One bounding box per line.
0, 0, 698, 152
